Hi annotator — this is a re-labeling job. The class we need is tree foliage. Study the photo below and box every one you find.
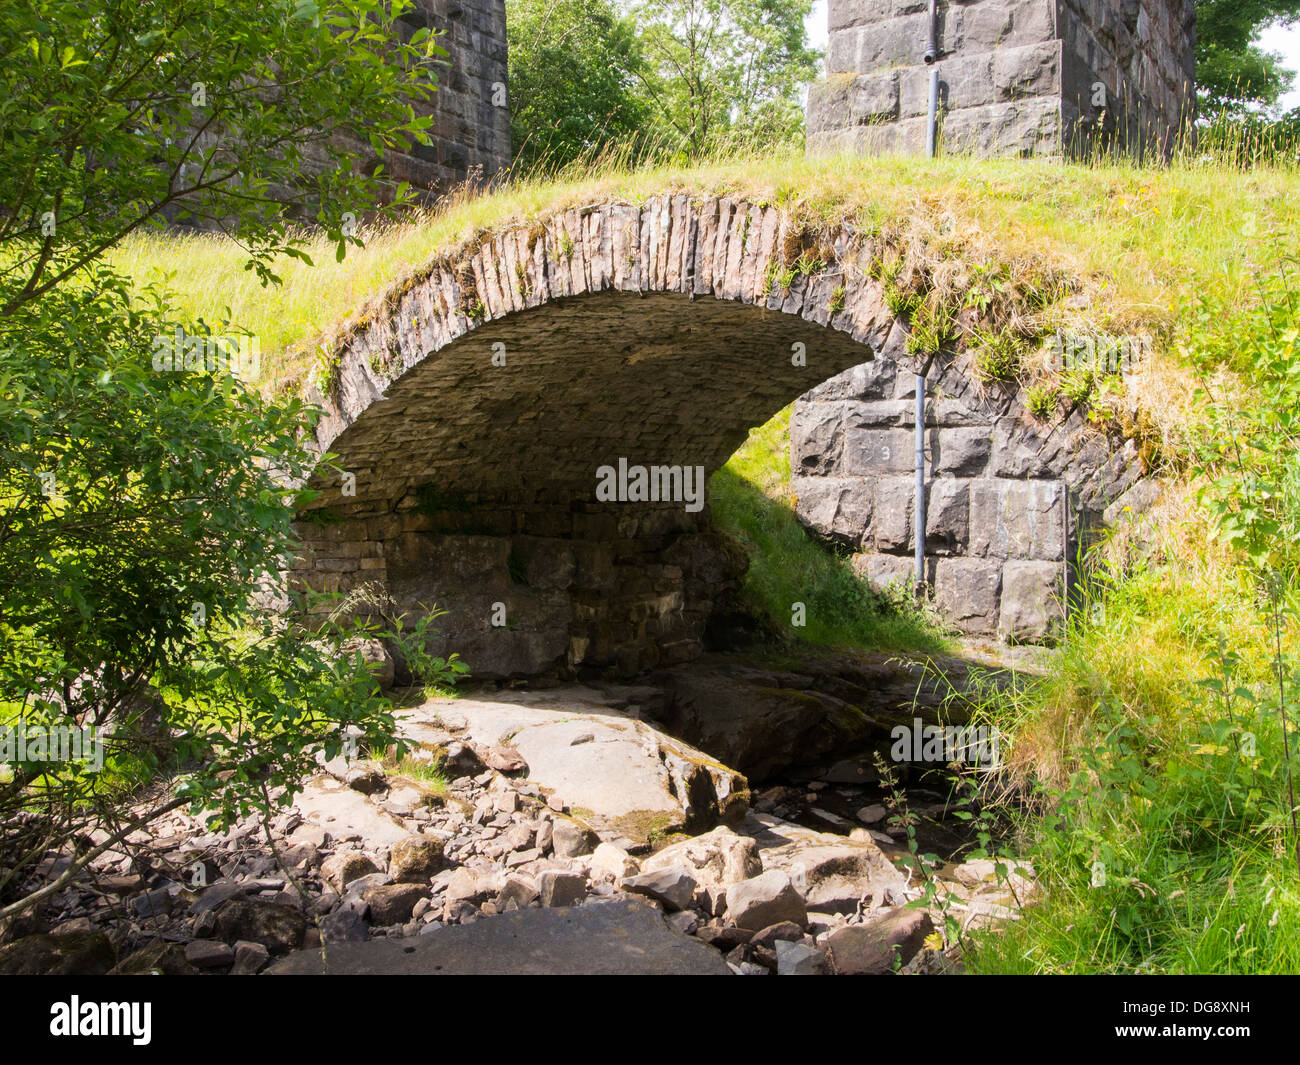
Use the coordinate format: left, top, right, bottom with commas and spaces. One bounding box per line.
507, 0, 651, 171
0, 0, 441, 314
0, 0, 449, 918
633, 0, 820, 158
1196, 0, 1300, 115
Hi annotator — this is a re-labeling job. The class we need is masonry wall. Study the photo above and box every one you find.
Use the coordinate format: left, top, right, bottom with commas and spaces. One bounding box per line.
1060, 0, 1196, 159
383, 0, 512, 197
791, 356, 1150, 641
806, 0, 1194, 159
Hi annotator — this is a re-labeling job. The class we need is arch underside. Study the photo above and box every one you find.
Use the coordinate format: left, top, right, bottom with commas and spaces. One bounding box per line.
294, 291, 877, 678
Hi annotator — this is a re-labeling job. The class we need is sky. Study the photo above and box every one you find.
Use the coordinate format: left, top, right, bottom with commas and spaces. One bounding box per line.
804, 4, 1300, 111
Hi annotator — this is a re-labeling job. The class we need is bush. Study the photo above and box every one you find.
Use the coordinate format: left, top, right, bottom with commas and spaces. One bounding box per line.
0, 272, 402, 918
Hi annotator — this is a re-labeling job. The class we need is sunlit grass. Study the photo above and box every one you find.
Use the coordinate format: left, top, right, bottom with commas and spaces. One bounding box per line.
109, 147, 1300, 402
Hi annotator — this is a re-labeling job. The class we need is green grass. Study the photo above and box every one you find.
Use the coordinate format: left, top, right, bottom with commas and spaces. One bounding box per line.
109, 147, 1300, 431
710, 404, 947, 655
951, 542, 1300, 973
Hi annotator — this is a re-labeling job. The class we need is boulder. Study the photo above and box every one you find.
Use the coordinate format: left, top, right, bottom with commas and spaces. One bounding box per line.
213, 898, 307, 955
776, 940, 829, 975
642, 825, 762, 915
363, 883, 427, 925
551, 818, 597, 858
389, 835, 445, 883
268, 900, 730, 975
0, 931, 116, 975
824, 907, 933, 975
590, 842, 639, 881
725, 871, 807, 931
744, 814, 907, 914
396, 693, 747, 847
494, 874, 540, 911
620, 866, 698, 912
321, 851, 380, 893
537, 870, 587, 907
750, 921, 804, 951
231, 940, 271, 975
320, 907, 369, 943
184, 939, 234, 970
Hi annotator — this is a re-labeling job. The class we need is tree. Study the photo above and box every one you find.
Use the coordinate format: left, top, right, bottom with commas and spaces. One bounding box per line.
0, 0, 441, 316
507, 0, 651, 171
1196, 0, 1300, 115
0, 0, 450, 920
633, 0, 820, 158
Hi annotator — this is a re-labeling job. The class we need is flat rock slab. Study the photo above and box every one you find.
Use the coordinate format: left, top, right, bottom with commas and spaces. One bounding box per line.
293, 774, 410, 847
266, 900, 730, 975
399, 690, 746, 846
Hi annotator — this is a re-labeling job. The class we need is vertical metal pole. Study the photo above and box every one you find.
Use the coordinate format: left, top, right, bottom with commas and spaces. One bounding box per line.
914, 374, 926, 595
1061, 481, 1069, 637
926, 68, 939, 159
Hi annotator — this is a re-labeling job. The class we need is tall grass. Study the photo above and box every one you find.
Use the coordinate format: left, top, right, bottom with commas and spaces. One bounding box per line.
962, 264, 1300, 974
709, 406, 947, 655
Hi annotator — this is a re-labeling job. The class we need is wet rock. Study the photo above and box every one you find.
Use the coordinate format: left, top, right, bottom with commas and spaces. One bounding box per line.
620, 866, 697, 912
824, 907, 933, 975
0, 931, 116, 975
725, 871, 807, 931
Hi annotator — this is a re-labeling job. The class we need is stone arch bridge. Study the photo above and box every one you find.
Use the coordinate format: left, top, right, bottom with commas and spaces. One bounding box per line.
293, 194, 1150, 679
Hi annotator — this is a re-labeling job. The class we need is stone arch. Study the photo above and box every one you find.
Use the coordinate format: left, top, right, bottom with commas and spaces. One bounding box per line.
291, 194, 1145, 678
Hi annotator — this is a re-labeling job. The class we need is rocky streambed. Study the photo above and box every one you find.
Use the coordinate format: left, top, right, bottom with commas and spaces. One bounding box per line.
0, 652, 1035, 976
